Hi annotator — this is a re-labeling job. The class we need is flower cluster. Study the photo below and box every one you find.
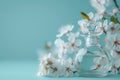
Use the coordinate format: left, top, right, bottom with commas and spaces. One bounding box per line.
37, 25, 86, 77
37, 0, 120, 77
37, 53, 78, 77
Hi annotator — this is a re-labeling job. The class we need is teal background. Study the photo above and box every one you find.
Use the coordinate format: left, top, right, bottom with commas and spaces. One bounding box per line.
0, 0, 94, 60
0, 0, 120, 80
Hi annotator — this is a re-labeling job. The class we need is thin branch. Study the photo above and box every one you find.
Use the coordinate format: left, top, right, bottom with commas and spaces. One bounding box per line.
113, 0, 120, 10
113, 0, 120, 24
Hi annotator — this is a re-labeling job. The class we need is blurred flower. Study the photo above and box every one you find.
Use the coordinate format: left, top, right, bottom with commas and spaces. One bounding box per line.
78, 12, 104, 35
67, 39, 81, 54
66, 32, 81, 53
88, 12, 103, 21
105, 32, 120, 50
106, 22, 120, 34
75, 48, 87, 63
44, 41, 52, 50
78, 19, 89, 34
95, 20, 108, 35
56, 25, 74, 37
67, 32, 80, 42
37, 53, 55, 76
90, 0, 110, 14
63, 58, 76, 77
54, 38, 68, 58
91, 56, 111, 74
113, 7, 120, 14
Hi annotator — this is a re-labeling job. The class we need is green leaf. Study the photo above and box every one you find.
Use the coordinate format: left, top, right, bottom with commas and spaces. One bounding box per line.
80, 12, 90, 20
110, 16, 119, 24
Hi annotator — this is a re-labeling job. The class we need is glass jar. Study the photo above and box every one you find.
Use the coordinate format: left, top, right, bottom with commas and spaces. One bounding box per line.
76, 31, 113, 77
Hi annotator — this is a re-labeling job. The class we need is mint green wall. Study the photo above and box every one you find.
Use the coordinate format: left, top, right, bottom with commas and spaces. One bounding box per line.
0, 0, 120, 60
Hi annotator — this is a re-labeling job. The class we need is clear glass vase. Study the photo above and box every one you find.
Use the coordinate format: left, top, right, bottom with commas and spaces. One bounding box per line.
77, 31, 112, 77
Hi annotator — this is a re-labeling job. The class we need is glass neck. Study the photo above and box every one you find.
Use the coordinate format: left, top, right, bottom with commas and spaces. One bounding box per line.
86, 31, 99, 47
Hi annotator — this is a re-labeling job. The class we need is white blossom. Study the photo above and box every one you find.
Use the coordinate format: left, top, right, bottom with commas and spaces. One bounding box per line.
63, 58, 76, 77
90, 0, 111, 14
66, 32, 81, 53
78, 19, 89, 34
75, 48, 87, 63
67, 32, 80, 42
106, 22, 120, 34
88, 12, 103, 21
78, 12, 104, 35
37, 53, 56, 76
67, 40, 81, 53
91, 56, 111, 74
54, 38, 68, 58
113, 7, 120, 14
95, 20, 108, 35
56, 25, 74, 37
105, 32, 120, 50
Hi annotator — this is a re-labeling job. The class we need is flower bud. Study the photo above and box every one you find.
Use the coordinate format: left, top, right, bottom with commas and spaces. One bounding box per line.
113, 7, 119, 14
